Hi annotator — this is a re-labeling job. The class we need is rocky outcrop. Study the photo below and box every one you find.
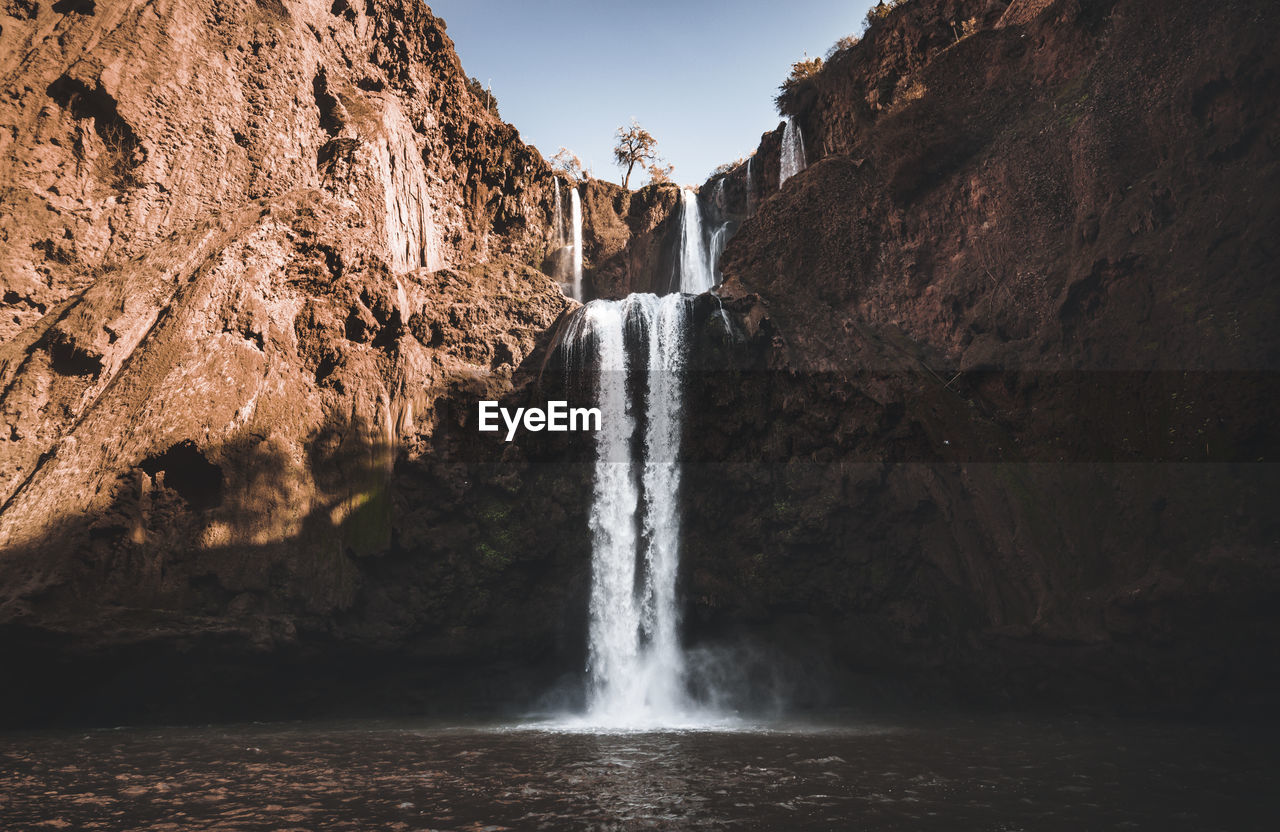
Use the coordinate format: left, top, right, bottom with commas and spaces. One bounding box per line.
550, 178, 684, 299
0, 0, 573, 342
681, 0, 1280, 711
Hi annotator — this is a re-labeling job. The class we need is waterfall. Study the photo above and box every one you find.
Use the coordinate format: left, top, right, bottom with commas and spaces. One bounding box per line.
571, 187, 584, 302
554, 179, 565, 248
779, 116, 807, 187
553, 184, 735, 729
746, 156, 756, 216
707, 178, 730, 282
709, 223, 729, 283
563, 293, 696, 727
635, 293, 689, 716
576, 300, 641, 718
676, 189, 713, 294
712, 176, 727, 215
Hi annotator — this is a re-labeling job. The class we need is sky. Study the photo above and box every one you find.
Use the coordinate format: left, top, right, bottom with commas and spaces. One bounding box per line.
428, 0, 878, 187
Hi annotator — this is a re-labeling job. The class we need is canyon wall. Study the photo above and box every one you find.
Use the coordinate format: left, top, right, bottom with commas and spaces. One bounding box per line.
0, 0, 599, 724
682, 0, 1279, 711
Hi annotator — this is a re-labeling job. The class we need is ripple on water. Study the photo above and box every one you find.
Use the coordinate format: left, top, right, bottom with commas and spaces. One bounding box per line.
0, 715, 1274, 831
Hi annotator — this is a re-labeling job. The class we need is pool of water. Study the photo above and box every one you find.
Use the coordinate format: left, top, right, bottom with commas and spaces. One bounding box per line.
1, 713, 1275, 830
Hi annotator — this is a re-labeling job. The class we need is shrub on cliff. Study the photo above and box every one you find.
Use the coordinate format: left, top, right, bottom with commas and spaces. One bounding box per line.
711, 156, 749, 177
782, 56, 824, 91
825, 34, 861, 60
775, 56, 824, 115
466, 76, 500, 119
647, 160, 675, 185
864, 0, 912, 31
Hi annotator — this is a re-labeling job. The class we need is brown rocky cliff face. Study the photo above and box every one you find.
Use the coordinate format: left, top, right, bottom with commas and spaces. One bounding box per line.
0, 0, 594, 723
681, 0, 1280, 710
543, 178, 684, 300
0, 0, 580, 339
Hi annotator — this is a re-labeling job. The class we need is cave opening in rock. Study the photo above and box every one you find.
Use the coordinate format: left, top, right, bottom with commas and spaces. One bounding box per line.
140, 441, 225, 511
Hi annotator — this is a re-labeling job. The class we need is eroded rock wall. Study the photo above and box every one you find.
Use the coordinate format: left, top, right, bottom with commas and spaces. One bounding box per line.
0, 0, 572, 342
0, 0, 594, 724
682, 0, 1280, 711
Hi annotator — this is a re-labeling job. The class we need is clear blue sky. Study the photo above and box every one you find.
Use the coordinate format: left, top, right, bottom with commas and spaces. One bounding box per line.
428, 1, 877, 187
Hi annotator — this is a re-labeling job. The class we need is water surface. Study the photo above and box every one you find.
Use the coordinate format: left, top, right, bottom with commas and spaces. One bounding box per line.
1, 713, 1274, 830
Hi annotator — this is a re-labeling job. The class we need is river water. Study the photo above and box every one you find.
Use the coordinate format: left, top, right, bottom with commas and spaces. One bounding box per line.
2, 712, 1274, 830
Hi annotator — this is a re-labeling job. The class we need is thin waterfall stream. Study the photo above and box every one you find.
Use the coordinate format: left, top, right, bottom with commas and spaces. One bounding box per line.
780, 115, 807, 186
553, 178, 565, 248
571, 187, 584, 301
677, 188, 715, 295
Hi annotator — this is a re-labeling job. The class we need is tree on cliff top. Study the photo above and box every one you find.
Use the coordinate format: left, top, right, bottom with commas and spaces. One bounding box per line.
613, 119, 659, 189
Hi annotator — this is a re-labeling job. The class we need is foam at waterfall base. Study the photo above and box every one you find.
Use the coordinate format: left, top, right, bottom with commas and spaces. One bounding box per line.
521, 706, 751, 734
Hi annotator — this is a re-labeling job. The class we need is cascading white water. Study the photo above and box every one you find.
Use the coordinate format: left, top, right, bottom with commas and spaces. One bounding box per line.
746, 156, 756, 216
571, 187, 584, 302
563, 293, 701, 728
554, 179, 566, 248
712, 176, 727, 215
677, 189, 714, 294
708, 223, 729, 283
552, 185, 742, 729
578, 301, 641, 716
779, 116, 807, 187
706, 178, 730, 282
634, 293, 689, 716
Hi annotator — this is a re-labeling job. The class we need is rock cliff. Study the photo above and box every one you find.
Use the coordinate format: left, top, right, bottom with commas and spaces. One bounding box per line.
681, 0, 1280, 711
0, 0, 589, 724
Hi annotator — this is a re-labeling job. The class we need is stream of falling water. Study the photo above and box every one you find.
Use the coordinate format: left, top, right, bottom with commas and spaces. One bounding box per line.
570, 187, 584, 302
677, 188, 714, 294
553, 178, 565, 248
780, 115, 807, 186
555, 186, 737, 727
708, 179, 731, 282
578, 294, 692, 726
560, 293, 706, 729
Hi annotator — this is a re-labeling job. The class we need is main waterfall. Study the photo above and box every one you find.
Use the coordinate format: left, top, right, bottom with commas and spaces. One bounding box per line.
555, 185, 737, 727
563, 294, 693, 726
